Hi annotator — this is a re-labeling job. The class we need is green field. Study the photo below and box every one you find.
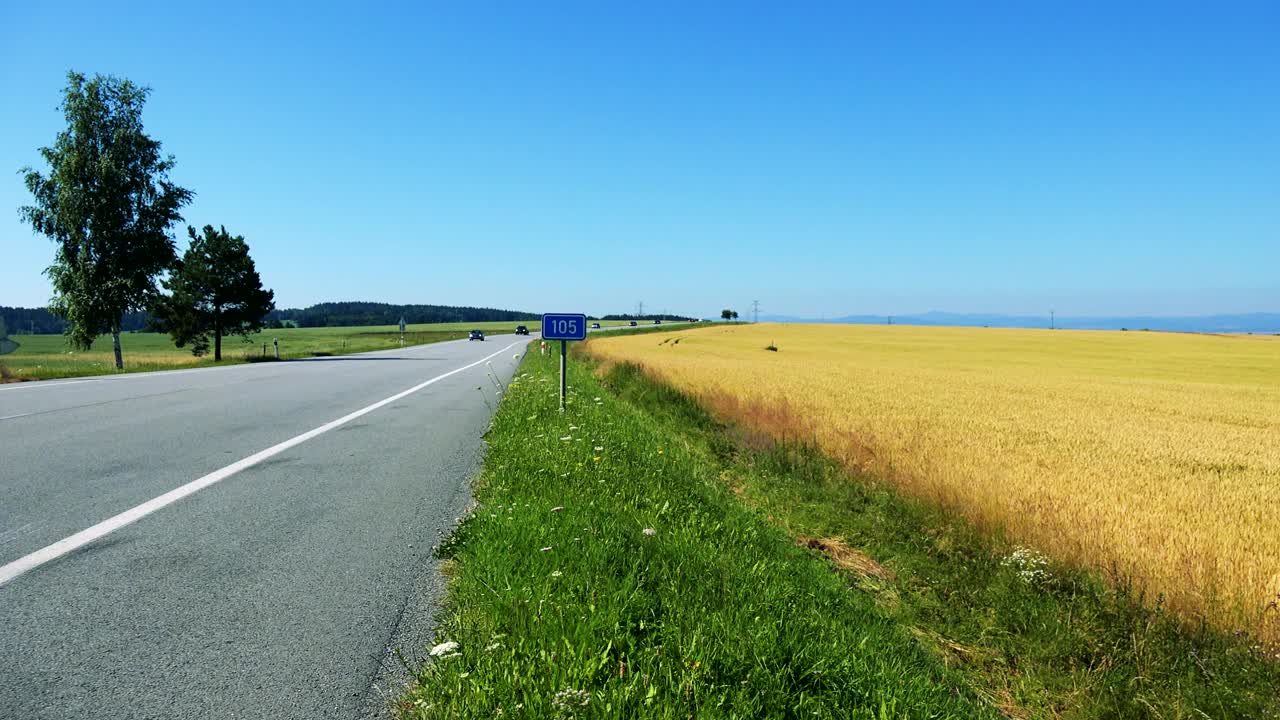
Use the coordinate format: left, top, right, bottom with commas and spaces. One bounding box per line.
0, 319, 646, 381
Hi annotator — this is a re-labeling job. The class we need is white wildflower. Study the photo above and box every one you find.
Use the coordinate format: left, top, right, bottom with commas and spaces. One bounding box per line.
642, 528, 657, 537
1001, 546, 1051, 585
551, 688, 590, 710
551, 570, 563, 577
429, 641, 459, 657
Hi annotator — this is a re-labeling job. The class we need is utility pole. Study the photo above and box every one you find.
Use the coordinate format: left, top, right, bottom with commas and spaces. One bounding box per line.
751, 300, 760, 324
1050, 310, 1055, 330
637, 301, 644, 319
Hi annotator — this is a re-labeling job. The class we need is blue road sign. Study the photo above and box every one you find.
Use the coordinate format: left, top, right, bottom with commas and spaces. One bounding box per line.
542, 313, 587, 341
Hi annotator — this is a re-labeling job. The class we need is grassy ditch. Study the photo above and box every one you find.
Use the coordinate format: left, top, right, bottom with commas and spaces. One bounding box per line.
403, 345, 1280, 718
399, 345, 995, 718
588, 362, 1280, 718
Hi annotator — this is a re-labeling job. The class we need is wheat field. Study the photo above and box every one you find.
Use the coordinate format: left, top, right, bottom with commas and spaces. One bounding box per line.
587, 323, 1280, 637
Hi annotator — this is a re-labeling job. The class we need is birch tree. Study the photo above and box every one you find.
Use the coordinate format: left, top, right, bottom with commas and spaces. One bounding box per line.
19, 71, 192, 369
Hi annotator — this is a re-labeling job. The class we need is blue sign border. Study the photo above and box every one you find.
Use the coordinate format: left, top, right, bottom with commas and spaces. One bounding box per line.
542, 313, 587, 341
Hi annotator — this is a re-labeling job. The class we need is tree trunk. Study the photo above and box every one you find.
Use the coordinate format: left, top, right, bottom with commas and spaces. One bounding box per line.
111, 327, 123, 370
214, 308, 222, 361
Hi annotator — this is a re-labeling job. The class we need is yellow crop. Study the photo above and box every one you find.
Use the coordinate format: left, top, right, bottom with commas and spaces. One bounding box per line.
588, 324, 1280, 637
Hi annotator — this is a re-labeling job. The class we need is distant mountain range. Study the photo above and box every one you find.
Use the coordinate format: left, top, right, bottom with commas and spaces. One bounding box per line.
755, 311, 1280, 334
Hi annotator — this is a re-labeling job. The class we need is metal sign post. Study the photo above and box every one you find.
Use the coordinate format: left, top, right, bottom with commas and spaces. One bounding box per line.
559, 339, 567, 411
541, 313, 587, 412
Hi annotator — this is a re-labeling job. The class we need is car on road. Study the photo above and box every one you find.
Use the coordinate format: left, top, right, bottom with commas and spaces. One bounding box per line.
515, 325, 529, 335
468, 329, 485, 341
591, 322, 601, 329
629, 321, 638, 327
654, 319, 662, 324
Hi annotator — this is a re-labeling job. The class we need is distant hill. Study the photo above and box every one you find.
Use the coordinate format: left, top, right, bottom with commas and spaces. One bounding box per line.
266, 302, 538, 328
600, 313, 693, 322
0, 306, 151, 335
756, 311, 1280, 334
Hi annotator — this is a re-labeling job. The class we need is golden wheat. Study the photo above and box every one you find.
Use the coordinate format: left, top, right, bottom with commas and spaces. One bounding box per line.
588, 324, 1280, 636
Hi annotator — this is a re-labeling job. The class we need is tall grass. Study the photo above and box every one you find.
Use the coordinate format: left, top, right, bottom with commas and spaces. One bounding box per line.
398, 346, 994, 718
401, 344, 1280, 718
594, 361, 1280, 718
586, 324, 1280, 640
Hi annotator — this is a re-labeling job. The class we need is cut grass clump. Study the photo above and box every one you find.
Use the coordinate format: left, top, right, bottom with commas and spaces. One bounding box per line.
399, 349, 994, 718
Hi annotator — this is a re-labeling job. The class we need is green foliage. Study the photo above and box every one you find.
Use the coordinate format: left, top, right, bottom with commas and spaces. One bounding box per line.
592, 361, 1280, 719
400, 350, 993, 719
0, 317, 15, 357
267, 301, 538, 328
153, 225, 275, 360
721, 309, 733, 320
18, 71, 192, 361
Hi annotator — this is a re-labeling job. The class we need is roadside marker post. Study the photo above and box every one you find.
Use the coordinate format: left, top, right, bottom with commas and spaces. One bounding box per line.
541, 313, 587, 412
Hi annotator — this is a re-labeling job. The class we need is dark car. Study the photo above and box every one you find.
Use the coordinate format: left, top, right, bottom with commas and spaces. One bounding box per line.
468, 329, 485, 341
591, 322, 601, 329
654, 319, 662, 324
515, 325, 529, 335
629, 321, 638, 327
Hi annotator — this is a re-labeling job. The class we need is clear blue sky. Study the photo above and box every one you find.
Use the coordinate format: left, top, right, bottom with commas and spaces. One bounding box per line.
2, 1, 1276, 318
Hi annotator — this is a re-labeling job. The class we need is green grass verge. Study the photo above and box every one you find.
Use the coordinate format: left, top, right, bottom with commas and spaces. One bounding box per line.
398, 345, 996, 718
0, 320, 658, 381
402, 347, 1280, 719
0, 321, 563, 381
586, 362, 1280, 718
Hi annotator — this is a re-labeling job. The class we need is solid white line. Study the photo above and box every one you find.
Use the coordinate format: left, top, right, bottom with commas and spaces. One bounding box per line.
0, 340, 526, 587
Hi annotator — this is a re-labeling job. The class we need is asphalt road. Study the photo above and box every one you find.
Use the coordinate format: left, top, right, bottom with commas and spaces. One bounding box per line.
0, 334, 530, 719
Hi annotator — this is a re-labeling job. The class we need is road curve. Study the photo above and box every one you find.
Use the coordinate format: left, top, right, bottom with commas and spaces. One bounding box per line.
0, 334, 530, 719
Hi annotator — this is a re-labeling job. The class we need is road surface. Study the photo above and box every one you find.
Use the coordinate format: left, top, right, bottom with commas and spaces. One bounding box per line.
0, 335, 530, 719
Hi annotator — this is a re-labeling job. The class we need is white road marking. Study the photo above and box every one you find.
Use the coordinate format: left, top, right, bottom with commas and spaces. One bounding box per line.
0, 340, 526, 587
